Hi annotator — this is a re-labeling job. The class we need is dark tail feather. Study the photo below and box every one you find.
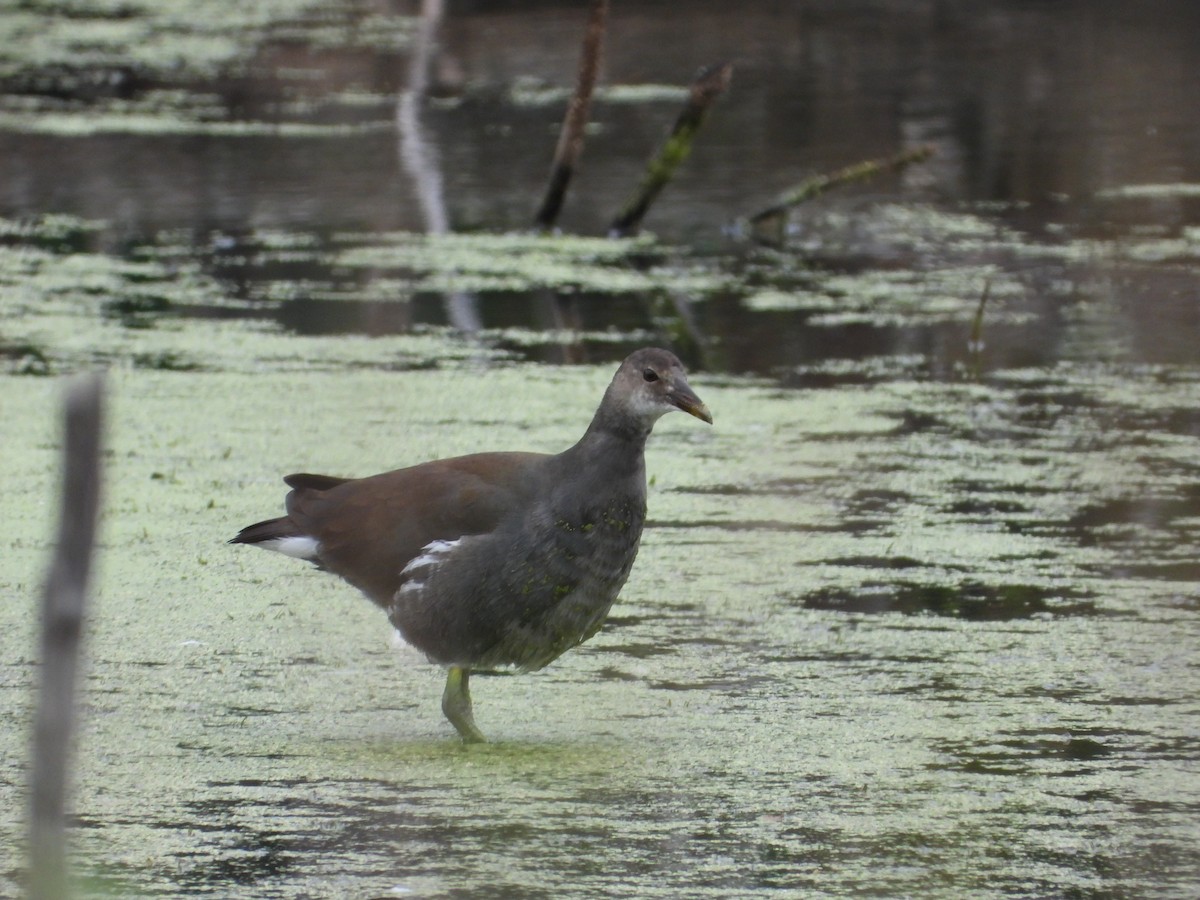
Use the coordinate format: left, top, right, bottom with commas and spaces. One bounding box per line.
284, 473, 349, 492
229, 516, 298, 546
231, 473, 344, 547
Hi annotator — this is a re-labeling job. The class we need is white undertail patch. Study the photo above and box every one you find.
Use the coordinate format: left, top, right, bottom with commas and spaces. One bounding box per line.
259, 535, 321, 561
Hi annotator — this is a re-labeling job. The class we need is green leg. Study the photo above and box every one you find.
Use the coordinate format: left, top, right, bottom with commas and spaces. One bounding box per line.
442, 665, 487, 744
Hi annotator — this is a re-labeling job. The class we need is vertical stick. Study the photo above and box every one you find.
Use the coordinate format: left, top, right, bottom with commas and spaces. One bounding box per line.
533, 0, 610, 230
29, 374, 104, 900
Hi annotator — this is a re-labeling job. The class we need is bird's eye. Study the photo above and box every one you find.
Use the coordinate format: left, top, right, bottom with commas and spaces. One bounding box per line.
642, 368, 659, 383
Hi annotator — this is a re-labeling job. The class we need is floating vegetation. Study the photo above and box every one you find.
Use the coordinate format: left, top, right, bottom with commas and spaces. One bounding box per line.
0, 213, 106, 250
485, 327, 660, 348
1095, 183, 1200, 201
333, 231, 728, 296
814, 268, 1027, 327
509, 79, 690, 109
0, 2, 416, 136
0, 340, 52, 376
0, 1, 411, 86
0, 108, 397, 137
102, 294, 174, 329
802, 580, 1102, 620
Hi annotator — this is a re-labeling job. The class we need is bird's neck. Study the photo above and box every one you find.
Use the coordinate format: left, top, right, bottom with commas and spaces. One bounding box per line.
563, 408, 650, 486
580, 406, 651, 451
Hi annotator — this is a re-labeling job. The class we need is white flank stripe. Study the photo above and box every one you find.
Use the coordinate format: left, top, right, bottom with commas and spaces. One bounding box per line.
400, 538, 460, 576
260, 536, 321, 560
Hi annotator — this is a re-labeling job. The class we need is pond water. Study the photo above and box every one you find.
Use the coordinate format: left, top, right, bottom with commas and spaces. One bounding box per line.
2, 1, 1198, 897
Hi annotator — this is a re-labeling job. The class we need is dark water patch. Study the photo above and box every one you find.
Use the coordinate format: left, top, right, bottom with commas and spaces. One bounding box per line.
781, 368, 877, 389
1084, 561, 1200, 582
650, 674, 768, 693
3, 62, 148, 103
1107, 406, 1200, 438
844, 488, 913, 515
275, 296, 413, 336
601, 642, 675, 660
595, 614, 649, 629
222, 705, 288, 719
887, 409, 954, 435
802, 581, 1100, 620
1137, 735, 1200, 762
672, 634, 741, 648
944, 496, 1030, 516
103, 296, 174, 328
0, 214, 104, 253
948, 478, 1059, 499
1079, 695, 1178, 709
490, 333, 666, 369
671, 482, 753, 496
649, 518, 843, 534
764, 650, 944, 666
283, 655, 323, 666
255, 289, 675, 355
779, 353, 938, 389
1009, 388, 1101, 426
0, 341, 51, 375
837, 518, 889, 535
1069, 488, 1200, 531
670, 477, 838, 498
823, 555, 929, 570
1167, 593, 1200, 611
932, 728, 1144, 780
173, 832, 296, 889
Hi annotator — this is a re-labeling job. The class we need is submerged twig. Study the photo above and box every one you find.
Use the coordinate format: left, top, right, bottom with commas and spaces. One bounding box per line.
968, 278, 991, 379
30, 374, 105, 900
534, 0, 609, 230
969, 278, 991, 354
744, 145, 936, 244
609, 62, 733, 237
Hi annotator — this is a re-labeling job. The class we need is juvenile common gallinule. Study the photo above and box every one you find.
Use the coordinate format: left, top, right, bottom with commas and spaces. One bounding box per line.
230, 347, 711, 742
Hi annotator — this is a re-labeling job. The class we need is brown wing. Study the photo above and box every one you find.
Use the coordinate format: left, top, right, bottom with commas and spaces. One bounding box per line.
283, 451, 547, 608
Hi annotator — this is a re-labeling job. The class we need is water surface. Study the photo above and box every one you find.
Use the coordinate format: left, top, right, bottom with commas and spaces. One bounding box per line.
1, 1, 1198, 896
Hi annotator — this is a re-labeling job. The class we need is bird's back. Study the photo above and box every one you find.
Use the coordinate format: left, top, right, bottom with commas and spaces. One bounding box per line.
284, 451, 548, 610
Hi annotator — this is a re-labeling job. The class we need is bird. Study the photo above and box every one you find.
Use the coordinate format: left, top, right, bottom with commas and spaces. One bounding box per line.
229, 347, 712, 742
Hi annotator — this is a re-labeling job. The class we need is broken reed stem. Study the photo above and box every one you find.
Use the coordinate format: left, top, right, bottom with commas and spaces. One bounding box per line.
609, 61, 733, 237
29, 374, 104, 900
745, 145, 936, 239
533, 0, 609, 230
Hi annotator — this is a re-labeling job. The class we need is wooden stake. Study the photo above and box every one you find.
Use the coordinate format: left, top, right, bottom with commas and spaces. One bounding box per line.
29, 374, 104, 900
